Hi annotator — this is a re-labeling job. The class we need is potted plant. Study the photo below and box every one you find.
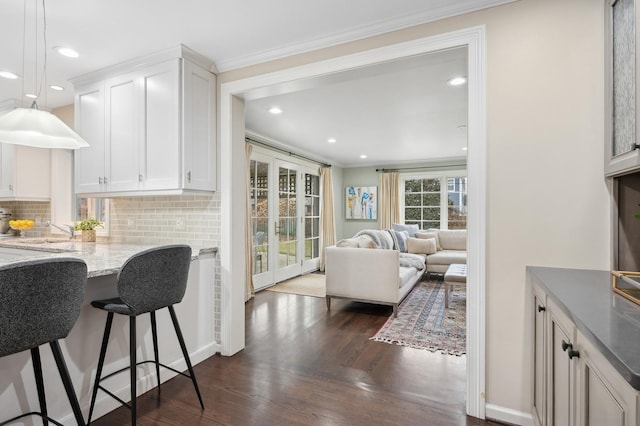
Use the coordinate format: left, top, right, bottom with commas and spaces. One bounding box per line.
74, 218, 104, 242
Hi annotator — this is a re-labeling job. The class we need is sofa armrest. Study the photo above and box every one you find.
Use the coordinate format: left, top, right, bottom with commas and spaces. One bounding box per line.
325, 246, 400, 303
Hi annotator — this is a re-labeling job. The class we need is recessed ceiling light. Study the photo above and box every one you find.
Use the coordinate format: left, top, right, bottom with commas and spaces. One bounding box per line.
447, 76, 467, 86
360, 154, 367, 159
0, 71, 18, 80
49, 85, 64, 91
327, 138, 337, 144
25, 93, 37, 99
268, 106, 282, 115
54, 46, 79, 58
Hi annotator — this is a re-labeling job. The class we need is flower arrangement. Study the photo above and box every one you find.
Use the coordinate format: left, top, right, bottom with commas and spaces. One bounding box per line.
74, 218, 104, 231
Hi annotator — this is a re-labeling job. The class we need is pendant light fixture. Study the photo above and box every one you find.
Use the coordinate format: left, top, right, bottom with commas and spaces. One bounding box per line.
0, 0, 89, 149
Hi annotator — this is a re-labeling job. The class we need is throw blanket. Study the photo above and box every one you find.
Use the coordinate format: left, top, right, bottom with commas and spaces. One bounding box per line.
399, 253, 426, 271
354, 229, 393, 249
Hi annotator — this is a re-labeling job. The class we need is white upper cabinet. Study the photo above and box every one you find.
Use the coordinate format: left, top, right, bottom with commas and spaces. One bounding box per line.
72, 45, 216, 196
605, 0, 640, 176
0, 143, 51, 201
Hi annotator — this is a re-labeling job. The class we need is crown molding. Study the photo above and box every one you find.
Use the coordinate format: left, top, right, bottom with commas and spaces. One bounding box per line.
216, 0, 516, 71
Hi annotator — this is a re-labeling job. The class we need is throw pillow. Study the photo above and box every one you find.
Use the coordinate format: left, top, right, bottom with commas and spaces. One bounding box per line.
387, 229, 409, 252
406, 237, 437, 255
392, 223, 420, 237
415, 231, 441, 251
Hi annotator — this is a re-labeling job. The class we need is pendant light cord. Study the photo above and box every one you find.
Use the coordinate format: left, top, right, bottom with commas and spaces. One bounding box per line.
37, 0, 47, 105
20, 0, 26, 107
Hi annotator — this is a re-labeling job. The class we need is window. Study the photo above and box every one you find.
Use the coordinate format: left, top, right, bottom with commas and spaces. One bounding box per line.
76, 198, 109, 234
401, 172, 467, 230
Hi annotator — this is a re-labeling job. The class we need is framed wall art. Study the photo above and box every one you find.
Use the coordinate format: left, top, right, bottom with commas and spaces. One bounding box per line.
346, 186, 377, 220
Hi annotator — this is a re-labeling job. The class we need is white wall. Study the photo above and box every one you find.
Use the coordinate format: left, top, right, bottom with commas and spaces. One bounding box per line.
219, 0, 609, 420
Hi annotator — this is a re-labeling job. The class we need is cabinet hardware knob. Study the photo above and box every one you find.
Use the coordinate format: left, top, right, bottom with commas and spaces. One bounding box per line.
187, 171, 191, 183
537, 305, 545, 312
568, 349, 580, 360
8, 185, 13, 191
139, 174, 143, 182
98, 177, 103, 184
561, 340, 571, 352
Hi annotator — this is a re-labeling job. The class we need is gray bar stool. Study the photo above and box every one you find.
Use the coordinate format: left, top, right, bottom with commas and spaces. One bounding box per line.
0, 257, 88, 426
87, 245, 204, 425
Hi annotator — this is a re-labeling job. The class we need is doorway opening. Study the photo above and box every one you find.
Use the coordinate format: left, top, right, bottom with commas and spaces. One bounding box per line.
220, 26, 486, 418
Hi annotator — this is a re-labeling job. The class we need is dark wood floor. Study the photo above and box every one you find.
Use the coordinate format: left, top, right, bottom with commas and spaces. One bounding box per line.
92, 289, 504, 425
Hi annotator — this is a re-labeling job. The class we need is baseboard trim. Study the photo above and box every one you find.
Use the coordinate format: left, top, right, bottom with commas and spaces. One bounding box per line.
485, 404, 534, 426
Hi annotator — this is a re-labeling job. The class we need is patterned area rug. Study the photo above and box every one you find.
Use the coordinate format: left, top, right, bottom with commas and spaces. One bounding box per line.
370, 280, 466, 355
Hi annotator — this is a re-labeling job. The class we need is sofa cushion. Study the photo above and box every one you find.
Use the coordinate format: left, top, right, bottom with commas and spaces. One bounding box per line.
399, 266, 418, 287
392, 223, 420, 237
436, 229, 467, 251
406, 237, 437, 255
427, 250, 467, 265
416, 231, 441, 250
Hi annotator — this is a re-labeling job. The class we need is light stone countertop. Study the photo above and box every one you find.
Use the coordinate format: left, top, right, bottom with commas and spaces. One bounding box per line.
0, 237, 217, 278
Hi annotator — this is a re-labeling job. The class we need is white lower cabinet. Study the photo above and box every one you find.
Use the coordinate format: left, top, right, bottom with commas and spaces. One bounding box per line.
575, 330, 637, 426
532, 280, 639, 426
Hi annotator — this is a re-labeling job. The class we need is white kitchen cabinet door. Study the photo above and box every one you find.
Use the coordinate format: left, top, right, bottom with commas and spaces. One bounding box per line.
0, 143, 51, 200
75, 82, 106, 194
532, 290, 547, 426
105, 72, 140, 192
183, 60, 216, 191
0, 143, 14, 197
575, 330, 637, 426
140, 60, 181, 191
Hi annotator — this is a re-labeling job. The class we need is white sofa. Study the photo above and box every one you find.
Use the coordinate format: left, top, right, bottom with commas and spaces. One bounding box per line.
424, 229, 467, 275
325, 243, 425, 317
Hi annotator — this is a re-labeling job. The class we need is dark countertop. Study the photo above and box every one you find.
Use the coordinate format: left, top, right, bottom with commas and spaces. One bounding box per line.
528, 266, 640, 390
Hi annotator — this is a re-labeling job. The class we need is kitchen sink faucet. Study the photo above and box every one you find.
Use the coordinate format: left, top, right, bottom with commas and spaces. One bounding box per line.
45, 221, 75, 239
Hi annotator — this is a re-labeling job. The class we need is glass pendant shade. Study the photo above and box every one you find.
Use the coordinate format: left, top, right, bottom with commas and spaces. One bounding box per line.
0, 107, 89, 149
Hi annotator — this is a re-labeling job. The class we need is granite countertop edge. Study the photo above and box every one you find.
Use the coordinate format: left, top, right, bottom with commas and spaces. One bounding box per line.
528, 266, 640, 390
0, 239, 218, 277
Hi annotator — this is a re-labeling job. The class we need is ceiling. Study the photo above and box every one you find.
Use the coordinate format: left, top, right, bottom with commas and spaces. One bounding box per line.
245, 47, 468, 167
0, 0, 514, 166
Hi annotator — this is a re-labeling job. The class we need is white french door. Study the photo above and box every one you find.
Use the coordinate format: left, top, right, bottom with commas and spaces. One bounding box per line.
250, 152, 320, 290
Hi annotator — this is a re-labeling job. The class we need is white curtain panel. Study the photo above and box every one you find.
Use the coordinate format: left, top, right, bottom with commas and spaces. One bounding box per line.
319, 167, 336, 271
379, 172, 400, 229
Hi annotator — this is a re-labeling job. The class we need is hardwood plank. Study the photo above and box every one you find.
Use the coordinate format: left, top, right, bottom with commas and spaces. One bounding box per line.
90, 290, 504, 425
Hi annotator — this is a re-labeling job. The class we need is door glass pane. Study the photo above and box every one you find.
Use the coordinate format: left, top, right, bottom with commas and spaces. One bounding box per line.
304, 173, 320, 262
251, 160, 269, 275
278, 167, 297, 268
612, 0, 636, 156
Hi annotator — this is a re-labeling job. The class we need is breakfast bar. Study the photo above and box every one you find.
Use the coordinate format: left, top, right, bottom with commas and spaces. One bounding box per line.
0, 238, 217, 424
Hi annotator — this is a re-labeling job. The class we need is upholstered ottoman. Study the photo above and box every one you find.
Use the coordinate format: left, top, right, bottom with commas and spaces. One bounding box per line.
444, 264, 467, 308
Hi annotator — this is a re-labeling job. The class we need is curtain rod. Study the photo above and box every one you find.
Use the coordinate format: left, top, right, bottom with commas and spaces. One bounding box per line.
246, 137, 331, 168
376, 163, 466, 172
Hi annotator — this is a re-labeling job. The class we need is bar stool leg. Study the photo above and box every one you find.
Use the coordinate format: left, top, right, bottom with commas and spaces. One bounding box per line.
168, 306, 204, 409
50, 340, 85, 426
88, 312, 114, 425
31, 347, 49, 426
130, 316, 137, 426
150, 311, 161, 391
